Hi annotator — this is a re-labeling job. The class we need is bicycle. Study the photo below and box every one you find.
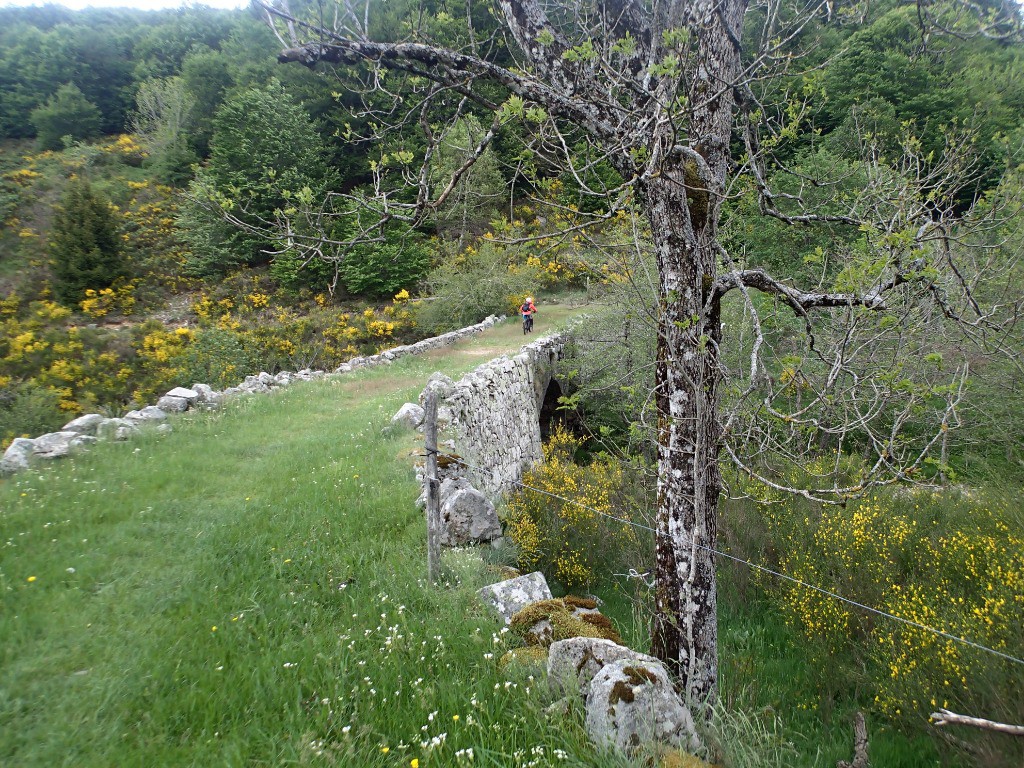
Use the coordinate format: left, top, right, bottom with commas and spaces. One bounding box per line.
522, 312, 534, 334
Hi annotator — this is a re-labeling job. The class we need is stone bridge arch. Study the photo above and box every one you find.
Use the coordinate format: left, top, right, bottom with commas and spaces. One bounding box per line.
423, 334, 566, 500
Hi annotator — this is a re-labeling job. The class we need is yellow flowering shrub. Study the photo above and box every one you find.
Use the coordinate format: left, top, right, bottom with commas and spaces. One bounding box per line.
504, 428, 645, 590
80, 280, 137, 319
749, 480, 1024, 725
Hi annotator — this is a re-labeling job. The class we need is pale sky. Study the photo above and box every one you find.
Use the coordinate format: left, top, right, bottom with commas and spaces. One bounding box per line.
1, 0, 248, 9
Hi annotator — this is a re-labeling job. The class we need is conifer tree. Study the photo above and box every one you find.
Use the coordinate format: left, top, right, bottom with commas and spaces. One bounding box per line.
49, 178, 126, 307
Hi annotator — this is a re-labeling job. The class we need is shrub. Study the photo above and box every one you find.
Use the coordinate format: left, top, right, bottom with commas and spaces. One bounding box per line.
415, 238, 541, 334
174, 328, 255, 390
336, 229, 432, 298
750, 483, 1024, 729
503, 427, 649, 591
0, 382, 66, 448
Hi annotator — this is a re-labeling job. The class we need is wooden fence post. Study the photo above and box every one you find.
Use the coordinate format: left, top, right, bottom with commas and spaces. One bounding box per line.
424, 388, 441, 584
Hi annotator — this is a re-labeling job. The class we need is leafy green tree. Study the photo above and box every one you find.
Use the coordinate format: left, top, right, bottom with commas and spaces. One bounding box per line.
336, 226, 432, 297
30, 83, 101, 150
49, 178, 126, 306
179, 46, 235, 156
132, 6, 234, 80
49, 24, 135, 135
179, 82, 336, 276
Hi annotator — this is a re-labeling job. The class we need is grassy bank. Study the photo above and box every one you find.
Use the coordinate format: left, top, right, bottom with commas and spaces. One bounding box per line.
2, 312, 634, 768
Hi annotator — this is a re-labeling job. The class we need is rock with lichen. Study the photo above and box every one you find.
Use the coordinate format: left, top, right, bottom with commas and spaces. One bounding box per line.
440, 487, 502, 545
585, 659, 701, 755
477, 571, 552, 623
547, 637, 659, 696
658, 748, 717, 768
510, 597, 622, 648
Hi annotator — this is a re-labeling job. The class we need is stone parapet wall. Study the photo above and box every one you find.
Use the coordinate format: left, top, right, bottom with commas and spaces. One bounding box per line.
1, 314, 505, 477
425, 334, 564, 500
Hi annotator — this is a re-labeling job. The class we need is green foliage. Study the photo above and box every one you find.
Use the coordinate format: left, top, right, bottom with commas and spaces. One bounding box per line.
178, 45, 235, 155
727, 476, 1024, 754
179, 82, 336, 276
131, 76, 198, 186
174, 327, 256, 390
29, 83, 102, 151
414, 238, 541, 333
0, 381, 65, 444
49, 178, 126, 306
268, 251, 337, 295
336, 228, 432, 297
428, 115, 506, 236
721, 149, 870, 284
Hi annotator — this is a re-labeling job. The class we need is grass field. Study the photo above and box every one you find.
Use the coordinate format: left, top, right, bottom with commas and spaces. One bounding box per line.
0, 306, 963, 767
1, 309, 651, 768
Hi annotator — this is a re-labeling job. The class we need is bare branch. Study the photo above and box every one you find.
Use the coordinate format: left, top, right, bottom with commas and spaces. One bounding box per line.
930, 709, 1024, 737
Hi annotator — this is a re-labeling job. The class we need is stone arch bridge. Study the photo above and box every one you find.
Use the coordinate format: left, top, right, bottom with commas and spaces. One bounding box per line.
422, 334, 566, 500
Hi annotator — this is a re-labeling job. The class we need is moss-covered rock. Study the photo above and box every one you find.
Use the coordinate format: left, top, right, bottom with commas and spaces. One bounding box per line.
658, 749, 717, 768
498, 645, 550, 671
509, 597, 622, 647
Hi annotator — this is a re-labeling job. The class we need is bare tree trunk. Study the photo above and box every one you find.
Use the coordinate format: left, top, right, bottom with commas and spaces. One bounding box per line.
647, 168, 724, 705
646, 0, 742, 701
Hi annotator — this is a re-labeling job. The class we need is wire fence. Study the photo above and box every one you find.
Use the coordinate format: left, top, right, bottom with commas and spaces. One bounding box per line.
424, 447, 1024, 669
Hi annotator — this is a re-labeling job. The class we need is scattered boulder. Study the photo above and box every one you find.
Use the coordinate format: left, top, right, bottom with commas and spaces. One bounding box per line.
62, 413, 105, 435
511, 598, 622, 648
32, 431, 81, 458
165, 387, 199, 403
240, 376, 271, 393
585, 659, 700, 755
392, 402, 425, 430
415, 474, 470, 511
440, 487, 501, 545
420, 372, 454, 403
190, 383, 216, 400
156, 395, 190, 413
548, 637, 658, 696
190, 384, 222, 408
124, 406, 167, 424
1, 438, 36, 473
97, 418, 139, 441
477, 571, 553, 623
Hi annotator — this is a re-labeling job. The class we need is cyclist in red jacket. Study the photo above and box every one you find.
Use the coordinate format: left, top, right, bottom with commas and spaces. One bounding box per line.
520, 296, 537, 333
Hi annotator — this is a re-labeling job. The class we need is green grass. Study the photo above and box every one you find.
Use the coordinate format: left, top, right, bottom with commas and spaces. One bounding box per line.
2, 309, 967, 768
1, 313, 648, 768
